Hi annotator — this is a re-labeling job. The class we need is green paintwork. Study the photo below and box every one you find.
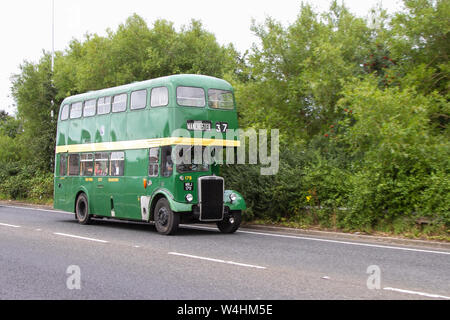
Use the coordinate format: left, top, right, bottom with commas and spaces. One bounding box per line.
53, 74, 246, 222
224, 190, 247, 211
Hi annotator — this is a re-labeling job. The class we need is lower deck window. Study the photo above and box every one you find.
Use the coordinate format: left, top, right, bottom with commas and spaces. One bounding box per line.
94, 153, 109, 176
68, 154, 80, 176
59, 154, 67, 176
110, 152, 125, 176
161, 146, 173, 177
149, 148, 159, 177
81, 154, 94, 176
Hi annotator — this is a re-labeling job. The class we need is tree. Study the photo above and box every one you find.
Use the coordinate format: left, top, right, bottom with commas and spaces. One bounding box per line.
0, 110, 21, 139
237, 1, 372, 141
54, 14, 238, 101
10, 53, 57, 171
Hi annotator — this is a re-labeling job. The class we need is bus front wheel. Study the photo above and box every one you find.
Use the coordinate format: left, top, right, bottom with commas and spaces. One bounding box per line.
154, 198, 179, 235
75, 193, 91, 225
217, 211, 242, 234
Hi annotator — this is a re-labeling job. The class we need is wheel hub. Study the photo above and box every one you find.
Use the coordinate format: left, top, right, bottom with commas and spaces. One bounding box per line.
158, 207, 169, 226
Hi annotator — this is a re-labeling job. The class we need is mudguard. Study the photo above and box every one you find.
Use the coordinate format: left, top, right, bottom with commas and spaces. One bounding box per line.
224, 190, 247, 211
150, 189, 193, 213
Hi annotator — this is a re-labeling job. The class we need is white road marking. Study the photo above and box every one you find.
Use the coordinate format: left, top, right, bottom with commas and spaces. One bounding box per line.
2, 205, 449, 256
168, 252, 266, 270
383, 287, 450, 300
0, 222, 21, 228
182, 225, 450, 256
53, 232, 109, 243
0, 204, 72, 215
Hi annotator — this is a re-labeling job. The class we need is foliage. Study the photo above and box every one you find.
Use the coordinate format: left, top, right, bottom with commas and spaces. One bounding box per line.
225, 0, 449, 234
2, 1, 449, 236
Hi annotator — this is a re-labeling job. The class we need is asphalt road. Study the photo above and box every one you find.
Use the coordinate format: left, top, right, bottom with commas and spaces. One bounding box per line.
0, 204, 449, 300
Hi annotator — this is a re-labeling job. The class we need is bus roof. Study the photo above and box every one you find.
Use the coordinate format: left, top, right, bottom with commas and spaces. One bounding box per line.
61, 74, 233, 105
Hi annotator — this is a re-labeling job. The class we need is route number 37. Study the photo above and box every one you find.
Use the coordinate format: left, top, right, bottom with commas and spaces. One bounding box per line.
216, 122, 228, 133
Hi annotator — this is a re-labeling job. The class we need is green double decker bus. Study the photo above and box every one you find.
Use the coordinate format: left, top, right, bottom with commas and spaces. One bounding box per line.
54, 74, 246, 235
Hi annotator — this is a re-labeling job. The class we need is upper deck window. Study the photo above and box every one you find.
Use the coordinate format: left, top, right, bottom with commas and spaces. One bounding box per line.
97, 96, 111, 115
208, 89, 235, 110
130, 90, 147, 110
151, 87, 169, 107
177, 87, 205, 107
70, 102, 83, 119
112, 94, 127, 113
84, 99, 96, 117
60, 105, 69, 121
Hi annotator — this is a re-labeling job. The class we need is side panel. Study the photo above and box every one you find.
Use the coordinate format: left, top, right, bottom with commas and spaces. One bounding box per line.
53, 153, 67, 210
110, 109, 128, 143
95, 112, 111, 144
93, 176, 110, 216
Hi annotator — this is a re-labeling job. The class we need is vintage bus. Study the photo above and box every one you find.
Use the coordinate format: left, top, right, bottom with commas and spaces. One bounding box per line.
54, 74, 246, 235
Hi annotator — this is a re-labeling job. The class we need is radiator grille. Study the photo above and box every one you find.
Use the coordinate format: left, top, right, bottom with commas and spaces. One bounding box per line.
199, 177, 224, 221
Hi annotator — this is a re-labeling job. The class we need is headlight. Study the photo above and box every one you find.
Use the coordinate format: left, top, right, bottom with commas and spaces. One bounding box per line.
185, 194, 194, 202
229, 193, 237, 202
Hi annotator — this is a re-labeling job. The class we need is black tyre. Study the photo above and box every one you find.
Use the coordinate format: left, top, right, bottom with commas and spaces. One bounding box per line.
75, 193, 91, 225
154, 198, 179, 235
217, 211, 241, 234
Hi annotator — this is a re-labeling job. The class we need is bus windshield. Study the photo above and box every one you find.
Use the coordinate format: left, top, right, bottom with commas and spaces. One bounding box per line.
175, 146, 210, 173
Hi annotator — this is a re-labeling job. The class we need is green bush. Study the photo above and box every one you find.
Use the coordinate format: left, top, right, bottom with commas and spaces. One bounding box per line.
0, 164, 53, 201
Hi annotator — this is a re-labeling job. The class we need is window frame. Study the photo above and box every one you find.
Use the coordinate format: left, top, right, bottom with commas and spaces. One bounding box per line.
176, 86, 206, 108
68, 154, 81, 176
112, 93, 128, 113
208, 88, 236, 110
83, 99, 97, 117
148, 147, 160, 177
151, 86, 169, 108
94, 152, 109, 176
59, 154, 68, 176
110, 151, 125, 177
70, 102, 83, 119
60, 104, 69, 121
130, 89, 148, 111
161, 146, 173, 177
97, 96, 112, 115
175, 145, 210, 174
80, 153, 94, 176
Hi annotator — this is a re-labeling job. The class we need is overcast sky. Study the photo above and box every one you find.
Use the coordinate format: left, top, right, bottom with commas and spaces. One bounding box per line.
0, 0, 404, 115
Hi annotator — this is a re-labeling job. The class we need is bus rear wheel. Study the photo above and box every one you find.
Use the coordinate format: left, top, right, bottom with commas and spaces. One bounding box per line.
154, 198, 179, 235
75, 193, 91, 225
217, 211, 241, 234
